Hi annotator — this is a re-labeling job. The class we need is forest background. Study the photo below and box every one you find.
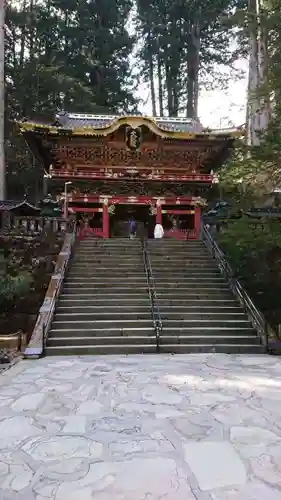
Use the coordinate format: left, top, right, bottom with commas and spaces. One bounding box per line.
3, 0, 281, 327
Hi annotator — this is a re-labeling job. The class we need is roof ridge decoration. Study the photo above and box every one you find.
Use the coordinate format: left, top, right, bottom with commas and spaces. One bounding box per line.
17, 112, 244, 139
0, 200, 40, 211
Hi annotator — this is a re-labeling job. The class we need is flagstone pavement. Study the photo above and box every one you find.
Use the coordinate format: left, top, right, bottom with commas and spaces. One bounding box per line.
0, 354, 281, 499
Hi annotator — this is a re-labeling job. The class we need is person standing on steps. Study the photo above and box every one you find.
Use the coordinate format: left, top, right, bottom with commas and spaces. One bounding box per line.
129, 216, 137, 239
154, 223, 164, 239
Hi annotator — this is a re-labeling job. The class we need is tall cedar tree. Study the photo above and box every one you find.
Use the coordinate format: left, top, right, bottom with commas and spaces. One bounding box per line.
135, 0, 248, 117
219, 0, 281, 198
5, 0, 137, 199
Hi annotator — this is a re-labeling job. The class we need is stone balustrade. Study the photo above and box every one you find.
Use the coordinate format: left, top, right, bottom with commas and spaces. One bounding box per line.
0, 217, 69, 235
24, 227, 76, 358
12, 217, 67, 233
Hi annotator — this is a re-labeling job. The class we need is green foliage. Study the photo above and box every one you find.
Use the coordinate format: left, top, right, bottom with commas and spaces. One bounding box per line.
0, 272, 33, 311
5, 0, 138, 199
217, 217, 281, 324
218, 1, 281, 198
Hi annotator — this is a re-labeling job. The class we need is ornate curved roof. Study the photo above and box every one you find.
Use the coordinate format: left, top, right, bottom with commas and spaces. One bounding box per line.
56, 112, 204, 133
18, 112, 243, 139
0, 200, 39, 212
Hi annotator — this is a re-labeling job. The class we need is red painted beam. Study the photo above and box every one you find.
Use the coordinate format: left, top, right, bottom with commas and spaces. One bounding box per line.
68, 195, 198, 204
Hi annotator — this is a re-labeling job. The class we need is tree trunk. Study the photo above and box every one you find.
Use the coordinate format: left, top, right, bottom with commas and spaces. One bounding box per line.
257, 0, 270, 129
29, 0, 35, 62
193, 23, 200, 119
0, 0, 5, 200
157, 51, 164, 116
148, 52, 157, 116
186, 23, 200, 119
246, 0, 270, 145
165, 63, 173, 116
187, 58, 194, 118
19, 0, 27, 67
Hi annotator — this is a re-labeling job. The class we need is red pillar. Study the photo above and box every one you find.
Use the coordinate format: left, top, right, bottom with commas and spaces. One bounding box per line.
194, 207, 201, 239
102, 201, 109, 238
156, 203, 162, 224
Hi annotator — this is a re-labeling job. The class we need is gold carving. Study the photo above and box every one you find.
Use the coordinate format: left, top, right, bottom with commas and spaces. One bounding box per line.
126, 127, 141, 152
52, 143, 212, 170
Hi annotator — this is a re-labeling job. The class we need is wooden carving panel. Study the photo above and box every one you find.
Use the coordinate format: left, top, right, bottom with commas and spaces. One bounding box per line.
69, 180, 208, 198
52, 143, 214, 171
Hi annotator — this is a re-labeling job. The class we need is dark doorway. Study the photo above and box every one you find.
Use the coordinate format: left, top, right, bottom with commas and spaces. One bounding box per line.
110, 204, 154, 238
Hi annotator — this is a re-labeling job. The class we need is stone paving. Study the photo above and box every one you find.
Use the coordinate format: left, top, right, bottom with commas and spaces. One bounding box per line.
0, 354, 281, 499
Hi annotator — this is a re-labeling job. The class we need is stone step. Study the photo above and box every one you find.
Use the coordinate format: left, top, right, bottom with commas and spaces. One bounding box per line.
72, 263, 144, 268
51, 318, 251, 329
45, 343, 265, 356
157, 289, 233, 297
70, 260, 143, 267
159, 312, 248, 321
162, 319, 252, 328
64, 278, 147, 286
148, 251, 210, 256
60, 291, 148, 298
150, 262, 218, 269
158, 344, 265, 354
79, 239, 139, 244
162, 326, 254, 334
52, 319, 154, 329
152, 270, 221, 276
58, 297, 150, 305
49, 327, 154, 337
155, 281, 228, 287
64, 281, 228, 289
67, 270, 146, 277
78, 240, 139, 244
48, 333, 258, 347
155, 298, 239, 306
57, 302, 151, 308
63, 283, 148, 291
49, 326, 256, 337
66, 273, 146, 280
155, 283, 229, 290
75, 253, 142, 259
66, 274, 146, 280
76, 249, 141, 254
159, 335, 260, 345
54, 311, 246, 322
54, 312, 151, 321
73, 264, 143, 269
149, 240, 204, 245
55, 304, 240, 313
68, 271, 145, 277
48, 335, 156, 346
45, 345, 158, 355
77, 246, 140, 250
76, 252, 142, 257
150, 255, 213, 261
153, 276, 225, 282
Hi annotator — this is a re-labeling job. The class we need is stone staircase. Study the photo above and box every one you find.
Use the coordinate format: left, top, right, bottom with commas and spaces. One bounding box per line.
45, 237, 265, 355
46, 238, 156, 355
148, 239, 265, 353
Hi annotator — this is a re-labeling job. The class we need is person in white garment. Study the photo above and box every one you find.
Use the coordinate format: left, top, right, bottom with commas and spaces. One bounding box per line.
154, 223, 164, 238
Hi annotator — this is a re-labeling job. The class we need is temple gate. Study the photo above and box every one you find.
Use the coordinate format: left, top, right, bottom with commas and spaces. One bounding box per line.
18, 113, 239, 239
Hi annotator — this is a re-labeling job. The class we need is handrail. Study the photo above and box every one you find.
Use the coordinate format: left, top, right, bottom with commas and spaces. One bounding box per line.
41, 221, 77, 356
141, 237, 162, 352
145, 239, 163, 352
200, 222, 270, 348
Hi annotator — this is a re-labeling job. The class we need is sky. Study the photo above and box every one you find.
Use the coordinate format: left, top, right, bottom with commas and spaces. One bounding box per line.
136, 59, 248, 130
